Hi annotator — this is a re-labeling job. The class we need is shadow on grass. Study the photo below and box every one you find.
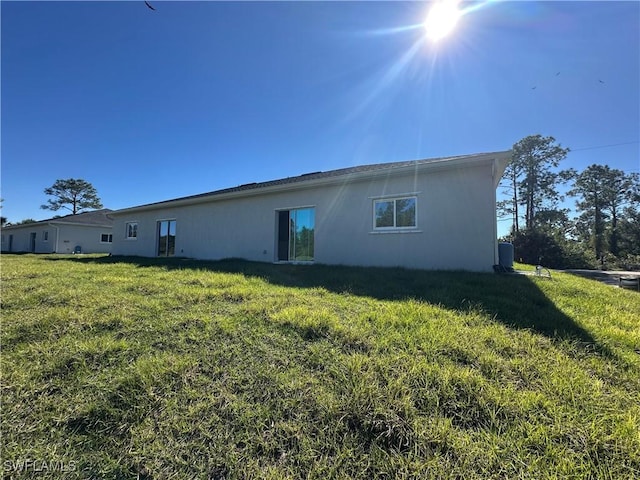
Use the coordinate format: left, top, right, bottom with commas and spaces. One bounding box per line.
43, 255, 614, 358
563, 269, 640, 289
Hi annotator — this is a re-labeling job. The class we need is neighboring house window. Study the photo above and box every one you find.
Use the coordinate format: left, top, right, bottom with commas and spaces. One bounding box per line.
374, 197, 417, 230
101, 233, 113, 243
43, 231, 49, 242
126, 222, 138, 239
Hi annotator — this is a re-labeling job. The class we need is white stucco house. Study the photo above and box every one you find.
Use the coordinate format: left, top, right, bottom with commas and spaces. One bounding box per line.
110, 151, 511, 272
1, 209, 114, 254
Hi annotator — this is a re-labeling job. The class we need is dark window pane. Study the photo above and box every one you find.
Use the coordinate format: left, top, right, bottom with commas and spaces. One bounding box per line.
157, 221, 167, 256
167, 220, 176, 256
396, 198, 416, 227
278, 211, 290, 261
375, 201, 394, 228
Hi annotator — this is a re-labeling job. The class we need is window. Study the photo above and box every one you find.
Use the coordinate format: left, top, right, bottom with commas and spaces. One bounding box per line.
101, 233, 113, 243
374, 197, 417, 230
277, 207, 315, 262
43, 231, 49, 242
126, 222, 138, 239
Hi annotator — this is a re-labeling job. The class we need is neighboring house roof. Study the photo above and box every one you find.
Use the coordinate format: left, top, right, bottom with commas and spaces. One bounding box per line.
114, 151, 512, 215
3, 209, 114, 230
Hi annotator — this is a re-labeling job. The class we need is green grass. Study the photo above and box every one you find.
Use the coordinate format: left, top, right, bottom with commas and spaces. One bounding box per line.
2, 254, 639, 479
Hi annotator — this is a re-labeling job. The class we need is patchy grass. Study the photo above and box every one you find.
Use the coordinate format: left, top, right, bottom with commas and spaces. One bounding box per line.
1, 254, 639, 479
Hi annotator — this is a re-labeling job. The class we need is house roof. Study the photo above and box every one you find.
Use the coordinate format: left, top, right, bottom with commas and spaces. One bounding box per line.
113, 150, 512, 214
3, 209, 114, 230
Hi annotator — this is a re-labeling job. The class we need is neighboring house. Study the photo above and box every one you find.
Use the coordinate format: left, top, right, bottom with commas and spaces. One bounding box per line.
110, 151, 511, 272
1, 209, 114, 254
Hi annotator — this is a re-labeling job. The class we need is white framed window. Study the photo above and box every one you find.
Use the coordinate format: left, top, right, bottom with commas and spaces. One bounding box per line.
373, 196, 417, 230
101, 233, 113, 243
43, 231, 49, 242
126, 222, 138, 239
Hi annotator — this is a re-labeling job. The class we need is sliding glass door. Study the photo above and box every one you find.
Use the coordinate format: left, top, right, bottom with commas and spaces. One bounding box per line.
157, 220, 176, 257
277, 208, 315, 262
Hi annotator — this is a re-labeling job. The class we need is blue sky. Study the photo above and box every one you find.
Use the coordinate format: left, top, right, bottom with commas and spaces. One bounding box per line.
2, 1, 638, 237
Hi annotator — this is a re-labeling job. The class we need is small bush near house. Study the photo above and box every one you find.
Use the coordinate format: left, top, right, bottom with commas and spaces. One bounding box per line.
511, 230, 594, 269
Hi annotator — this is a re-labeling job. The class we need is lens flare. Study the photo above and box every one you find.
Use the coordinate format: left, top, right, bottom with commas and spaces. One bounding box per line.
424, 0, 461, 42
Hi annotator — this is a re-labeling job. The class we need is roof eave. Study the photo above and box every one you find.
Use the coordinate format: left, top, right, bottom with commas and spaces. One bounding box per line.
47, 221, 113, 228
111, 151, 511, 216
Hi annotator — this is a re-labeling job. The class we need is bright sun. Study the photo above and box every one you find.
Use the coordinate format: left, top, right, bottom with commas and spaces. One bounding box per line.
424, 0, 461, 42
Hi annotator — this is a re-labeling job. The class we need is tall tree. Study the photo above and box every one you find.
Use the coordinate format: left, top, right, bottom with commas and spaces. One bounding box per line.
498, 135, 571, 234
497, 160, 521, 234
41, 179, 103, 215
615, 173, 640, 257
568, 165, 636, 258
512, 135, 571, 231
618, 205, 640, 257
603, 171, 637, 256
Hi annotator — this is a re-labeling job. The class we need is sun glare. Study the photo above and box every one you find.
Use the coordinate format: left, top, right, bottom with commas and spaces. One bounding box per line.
424, 0, 461, 42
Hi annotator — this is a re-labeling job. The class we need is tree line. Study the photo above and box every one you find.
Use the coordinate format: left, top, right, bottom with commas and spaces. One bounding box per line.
498, 135, 639, 269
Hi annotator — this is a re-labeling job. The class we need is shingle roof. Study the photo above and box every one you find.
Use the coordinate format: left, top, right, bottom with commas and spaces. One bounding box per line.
3, 209, 114, 229
116, 151, 510, 213
51, 209, 114, 226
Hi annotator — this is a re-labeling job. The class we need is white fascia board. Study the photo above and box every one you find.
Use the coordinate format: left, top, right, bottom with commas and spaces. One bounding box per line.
47, 222, 112, 228
3, 221, 112, 230
492, 152, 512, 188
2, 223, 45, 231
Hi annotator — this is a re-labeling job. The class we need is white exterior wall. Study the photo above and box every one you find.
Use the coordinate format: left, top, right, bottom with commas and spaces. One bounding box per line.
111, 162, 499, 272
1, 224, 112, 254
54, 225, 113, 254
1, 224, 56, 253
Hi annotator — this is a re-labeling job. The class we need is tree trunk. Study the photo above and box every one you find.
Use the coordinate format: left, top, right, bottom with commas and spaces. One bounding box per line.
512, 170, 519, 233
594, 192, 604, 259
525, 158, 536, 230
610, 207, 618, 256
514, 195, 519, 233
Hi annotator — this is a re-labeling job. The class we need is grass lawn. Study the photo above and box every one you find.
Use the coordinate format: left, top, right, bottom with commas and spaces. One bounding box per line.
1, 254, 639, 479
